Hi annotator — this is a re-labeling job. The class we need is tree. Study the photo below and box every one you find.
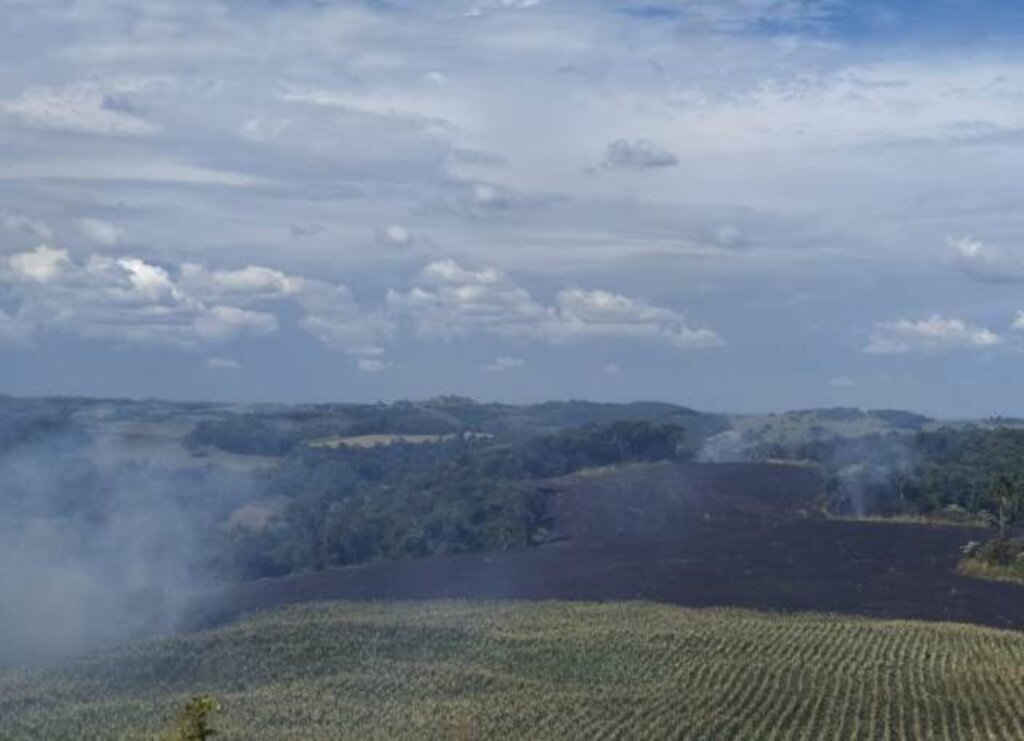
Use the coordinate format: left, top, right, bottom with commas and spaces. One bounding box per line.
169, 695, 221, 740
986, 474, 1018, 539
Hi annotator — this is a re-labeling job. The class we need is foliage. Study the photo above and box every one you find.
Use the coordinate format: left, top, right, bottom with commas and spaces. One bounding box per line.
167, 696, 221, 741
222, 420, 685, 578
5, 601, 1024, 739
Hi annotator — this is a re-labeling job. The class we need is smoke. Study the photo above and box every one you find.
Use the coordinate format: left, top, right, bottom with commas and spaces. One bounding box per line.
696, 423, 921, 517
696, 430, 750, 462
0, 431, 250, 668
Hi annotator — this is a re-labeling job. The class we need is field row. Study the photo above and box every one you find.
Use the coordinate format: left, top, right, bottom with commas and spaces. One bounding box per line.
4, 601, 1024, 739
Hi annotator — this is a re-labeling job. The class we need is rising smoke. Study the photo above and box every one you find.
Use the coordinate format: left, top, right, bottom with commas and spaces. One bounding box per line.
0, 430, 250, 667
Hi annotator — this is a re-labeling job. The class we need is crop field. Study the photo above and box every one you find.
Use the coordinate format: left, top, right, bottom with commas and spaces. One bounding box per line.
5, 601, 1024, 739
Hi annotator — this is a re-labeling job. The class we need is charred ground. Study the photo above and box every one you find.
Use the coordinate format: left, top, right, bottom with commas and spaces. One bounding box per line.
197, 462, 1024, 632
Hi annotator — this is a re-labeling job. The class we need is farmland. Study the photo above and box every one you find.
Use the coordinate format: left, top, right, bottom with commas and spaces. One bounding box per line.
5, 600, 1024, 739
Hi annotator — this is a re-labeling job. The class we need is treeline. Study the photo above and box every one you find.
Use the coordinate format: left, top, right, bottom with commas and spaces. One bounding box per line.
220, 420, 687, 579
746, 426, 1024, 524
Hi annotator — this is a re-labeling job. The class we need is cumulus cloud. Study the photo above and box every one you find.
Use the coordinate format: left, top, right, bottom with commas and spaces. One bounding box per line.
947, 236, 1024, 283
864, 315, 1001, 355
481, 355, 525, 372
389, 259, 721, 349
3, 247, 279, 348
8, 246, 70, 283
551, 288, 723, 348
178, 264, 303, 305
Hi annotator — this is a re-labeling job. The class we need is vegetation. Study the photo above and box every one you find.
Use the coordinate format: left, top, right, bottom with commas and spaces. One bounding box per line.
222, 420, 688, 578
960, 537, 1024, 583
4, 601, 1024, 739
167, 696, 221, 741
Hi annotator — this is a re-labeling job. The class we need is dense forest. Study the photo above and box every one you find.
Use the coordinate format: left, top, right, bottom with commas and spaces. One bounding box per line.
3, 395, 1024, 587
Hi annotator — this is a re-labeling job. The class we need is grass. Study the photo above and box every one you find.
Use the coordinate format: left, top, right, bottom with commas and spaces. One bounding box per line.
4, 601, 1024, 740
828, 513, 988, 528
959, 557, 1024, 584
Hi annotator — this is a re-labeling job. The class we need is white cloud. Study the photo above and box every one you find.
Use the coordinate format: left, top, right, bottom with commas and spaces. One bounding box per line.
829, 375, 857, 388
603, 139, 679, 170
865, 315, 1001, 355
387, 259, 546, 339
178, 264, 302, 305
948, 236, 1024, 283
481, 355, 524, 372
2, 247, 279, 348
603, 363, 622, 375
549, 288, 723, 349
389, 259, 721, 349
78, 218, 124, 246
8, 246, 70, 283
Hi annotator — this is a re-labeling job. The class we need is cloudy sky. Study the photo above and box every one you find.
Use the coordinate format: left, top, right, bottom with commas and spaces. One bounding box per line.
2, 0, 1024, 416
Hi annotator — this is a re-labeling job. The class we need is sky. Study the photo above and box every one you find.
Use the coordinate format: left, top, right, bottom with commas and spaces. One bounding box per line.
1, 0, 1024, 416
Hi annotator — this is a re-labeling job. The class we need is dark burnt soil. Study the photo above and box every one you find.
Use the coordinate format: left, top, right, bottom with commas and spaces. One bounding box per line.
194, 463, 1024, 631
543, 461, 824, 540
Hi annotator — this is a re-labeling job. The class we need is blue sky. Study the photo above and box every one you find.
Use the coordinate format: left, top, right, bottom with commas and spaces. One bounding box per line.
2, 0, 1024, 416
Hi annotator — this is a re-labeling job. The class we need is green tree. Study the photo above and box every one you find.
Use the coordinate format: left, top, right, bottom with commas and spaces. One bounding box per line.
169, 695, 221, 741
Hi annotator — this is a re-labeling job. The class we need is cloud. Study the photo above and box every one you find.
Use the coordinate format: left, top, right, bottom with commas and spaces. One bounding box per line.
864, 315, 1001, 355
829, 375, 857, 388
947, 236, 1024, 283
8, 246, 70, 283
78, 218, 124, 246
377, 225, 415, 247
550, 288, 723, 348
356, 358, 393, 373
389, 259, 721, 349
2, 213, 53, 241
387, 259, 546, 339
178, 264, 302, 305
481, 355, 525, 372
3, 247, 279, 348
2, 85, 155, 136
603, 139, 679, 170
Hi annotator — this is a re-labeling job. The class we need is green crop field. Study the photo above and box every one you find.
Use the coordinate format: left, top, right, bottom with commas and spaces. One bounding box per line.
3, 601, 1024, 740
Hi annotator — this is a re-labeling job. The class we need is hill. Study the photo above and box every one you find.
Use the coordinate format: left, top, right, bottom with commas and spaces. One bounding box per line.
4, 601, 1024, 739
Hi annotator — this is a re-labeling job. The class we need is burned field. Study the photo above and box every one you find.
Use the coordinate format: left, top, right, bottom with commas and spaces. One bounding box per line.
199, 462, 1024, 631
